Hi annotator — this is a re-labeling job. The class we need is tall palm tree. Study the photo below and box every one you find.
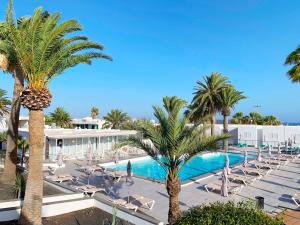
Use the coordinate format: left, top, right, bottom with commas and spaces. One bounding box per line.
102, 109, 129, 129
91, 106, 99, 119
121, 96, 228, 224
0, 0, 26, 185
231, 112, 243, 124
50, 107, 72, 128
0, 89, 11, 116
218, 86, 246, 150
285, 44, 300, 82
191, 72, 229, 135
6, 7, 111, 224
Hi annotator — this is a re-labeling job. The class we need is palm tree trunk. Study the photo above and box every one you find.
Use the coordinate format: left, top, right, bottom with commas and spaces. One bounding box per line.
19, 110, 44, 225
1, 67, 24, 185
166, 175, 181, 225
210, 114, 216, 136
223, 114, 229, 151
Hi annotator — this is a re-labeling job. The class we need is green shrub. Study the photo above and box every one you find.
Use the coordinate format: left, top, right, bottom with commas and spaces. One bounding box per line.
175, 201, 284, 225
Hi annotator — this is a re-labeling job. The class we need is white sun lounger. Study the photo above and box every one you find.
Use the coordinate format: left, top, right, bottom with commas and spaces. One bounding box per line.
241, 167, 271, 176
204, 182, 243, 194
75, 184, 107, 197
129, 194, 155, 210
45, 174, 78, 183
292, 192, 300, 206
228, 174, 258, 185
254, 162, 280, 170
105, 170, 127, 182
108, 198, 139, 212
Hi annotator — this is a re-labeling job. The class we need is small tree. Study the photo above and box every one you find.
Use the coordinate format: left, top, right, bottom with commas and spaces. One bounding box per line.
91, 106, 99, 119
50, 107, 72, 128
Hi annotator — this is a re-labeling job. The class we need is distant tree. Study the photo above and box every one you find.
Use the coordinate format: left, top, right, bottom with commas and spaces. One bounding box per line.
50, 107, 72, 128
0, 89, 11, 116
263, 115, 281, 126
44, 115, 53, 125
249, 112, 263, 125
17, 137, 28, 167
191, 72, 229, 135
91, 107, 99, 119
102, 109, 130, 129
231, 112, 243, 124
242, 115, 251, 124
0, 131, 7, 150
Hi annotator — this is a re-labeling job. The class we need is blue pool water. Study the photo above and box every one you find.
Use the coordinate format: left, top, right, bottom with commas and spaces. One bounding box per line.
107, 152, 254, 182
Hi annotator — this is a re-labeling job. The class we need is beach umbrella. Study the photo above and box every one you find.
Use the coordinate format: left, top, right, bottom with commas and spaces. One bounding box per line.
57, 149, 63, 168
285, 141, 288, 153
257, 147, 262, 162
221, 167, 228, 197
86, 166, 94, 185
277, 143, 281, 156
243, 149, 248, 167
225, 153, 230, 175
126, 160, 132, 182
268, 145, 272, 157
87, 139, 93, 166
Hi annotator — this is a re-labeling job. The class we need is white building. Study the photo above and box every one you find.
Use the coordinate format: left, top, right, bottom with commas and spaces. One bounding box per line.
44, 129, 138, 161
71, 117, 105, 129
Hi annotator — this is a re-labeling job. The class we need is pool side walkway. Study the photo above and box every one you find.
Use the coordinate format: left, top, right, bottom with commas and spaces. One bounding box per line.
53, 157, 300, 224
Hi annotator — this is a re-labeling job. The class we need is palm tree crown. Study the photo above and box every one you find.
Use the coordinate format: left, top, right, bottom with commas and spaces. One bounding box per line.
49, 107, 72, 128
91, 107, 99, 119
0, 89, 11, 116
191, 72, 229, 134
103, 109, 129, 129
285, 45, 300, 82
218, 86, 246, 117
4, 7, 112, 110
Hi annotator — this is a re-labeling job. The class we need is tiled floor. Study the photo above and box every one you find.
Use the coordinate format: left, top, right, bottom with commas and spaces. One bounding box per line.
283, 210, 300, 225
53, 155, 300, 223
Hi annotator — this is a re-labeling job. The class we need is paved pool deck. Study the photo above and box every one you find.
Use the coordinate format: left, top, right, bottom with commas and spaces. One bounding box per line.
51, 153, 300, 224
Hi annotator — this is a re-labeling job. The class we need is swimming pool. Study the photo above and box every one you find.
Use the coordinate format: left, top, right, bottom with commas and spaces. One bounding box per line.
104, 152, 254, 182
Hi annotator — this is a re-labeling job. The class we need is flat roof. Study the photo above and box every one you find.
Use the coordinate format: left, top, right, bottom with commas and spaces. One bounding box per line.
45, 129, 138, 139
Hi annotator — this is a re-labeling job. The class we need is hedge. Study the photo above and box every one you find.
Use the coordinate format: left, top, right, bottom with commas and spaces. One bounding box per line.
175, 201, 284, 225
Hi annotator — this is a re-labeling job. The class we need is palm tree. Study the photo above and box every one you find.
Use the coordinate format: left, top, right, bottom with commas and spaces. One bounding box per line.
91, 106, 99, 119
285, 44, 300, 82
249, 112, 263, 125
102, 109, 129, 129
231, 112, 243, 124
6, 7, 111, 224
50, 107, 72, 128
120, 96, 228, 224
218, 86, 246, 150
191, 72, 229, 135
263, 115, 281, 126
17, 137, 28, 167
0, 89, 11, 116
0, 0, 27, 185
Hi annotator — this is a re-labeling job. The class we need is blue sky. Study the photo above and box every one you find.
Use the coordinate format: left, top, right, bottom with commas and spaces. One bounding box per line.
1, 0, 300, 122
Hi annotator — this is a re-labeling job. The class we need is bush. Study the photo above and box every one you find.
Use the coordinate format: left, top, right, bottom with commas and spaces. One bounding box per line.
175, 201, 284, 225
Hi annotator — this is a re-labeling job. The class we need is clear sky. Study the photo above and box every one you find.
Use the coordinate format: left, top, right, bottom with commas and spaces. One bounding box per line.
1, 0, 300, 122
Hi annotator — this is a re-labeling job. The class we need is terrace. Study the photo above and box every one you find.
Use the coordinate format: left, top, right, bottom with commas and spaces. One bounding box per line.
32, 149, 300, 224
